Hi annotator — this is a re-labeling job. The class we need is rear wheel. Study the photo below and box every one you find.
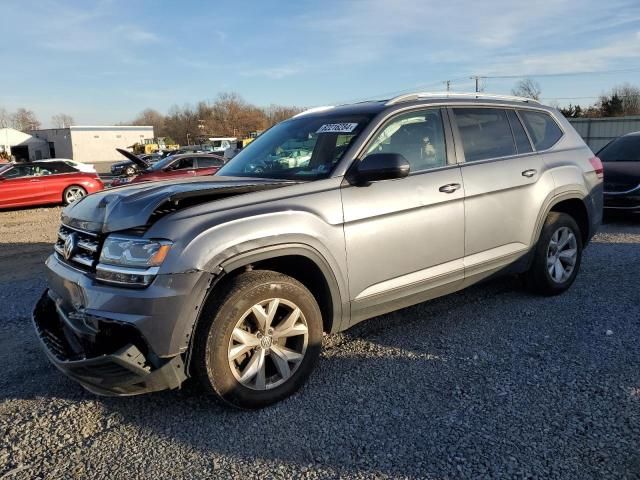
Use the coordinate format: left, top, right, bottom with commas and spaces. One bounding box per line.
525, 212, 583, 295
192, 270, 323, 409
63, 185, 86, 205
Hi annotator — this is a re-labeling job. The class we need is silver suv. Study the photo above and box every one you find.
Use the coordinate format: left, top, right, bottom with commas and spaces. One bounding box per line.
33, 93, 603, 408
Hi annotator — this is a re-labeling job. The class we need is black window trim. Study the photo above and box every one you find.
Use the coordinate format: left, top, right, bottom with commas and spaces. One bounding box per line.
447, 105, 565, 165
506, 109, 534, 154
516, 108, 565, 153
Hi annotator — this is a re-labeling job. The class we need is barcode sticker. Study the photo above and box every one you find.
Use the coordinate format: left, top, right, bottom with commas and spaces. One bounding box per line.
316, 123, 358, 134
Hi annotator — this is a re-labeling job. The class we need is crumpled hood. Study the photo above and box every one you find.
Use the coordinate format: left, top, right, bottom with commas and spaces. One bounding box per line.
62, 176, 295, 233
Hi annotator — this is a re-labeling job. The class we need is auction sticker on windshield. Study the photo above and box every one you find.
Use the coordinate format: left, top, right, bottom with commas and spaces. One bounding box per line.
316, 123, 358, 134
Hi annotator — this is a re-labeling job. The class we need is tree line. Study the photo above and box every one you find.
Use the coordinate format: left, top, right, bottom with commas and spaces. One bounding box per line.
5, 83, 640, 142
0, 108, 75, 130
512, 78, 640, 118
558, 84, 640, 118
129, 92, 303, 145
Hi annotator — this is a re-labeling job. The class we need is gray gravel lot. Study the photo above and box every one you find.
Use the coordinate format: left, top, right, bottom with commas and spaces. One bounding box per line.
0, 207, 639, 479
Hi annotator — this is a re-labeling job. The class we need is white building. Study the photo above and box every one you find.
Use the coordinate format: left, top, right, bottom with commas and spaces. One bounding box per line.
0, 127, 50, 161
31, 126, 154, 165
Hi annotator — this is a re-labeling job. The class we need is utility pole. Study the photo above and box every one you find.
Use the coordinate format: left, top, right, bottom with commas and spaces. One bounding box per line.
470, 76, 486, 93
444, 80, 451, 92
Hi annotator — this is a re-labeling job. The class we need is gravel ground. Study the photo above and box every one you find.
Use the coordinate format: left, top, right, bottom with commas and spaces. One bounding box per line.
0, 207, 639, 479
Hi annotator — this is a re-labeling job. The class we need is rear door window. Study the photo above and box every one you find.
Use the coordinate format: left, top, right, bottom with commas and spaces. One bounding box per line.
170, 157, 195, 170
507, 110, 533, 154
37, 162, 75, 174
518, 110, 563, 150
197, 157, 224, 168
453, 108, 516, 162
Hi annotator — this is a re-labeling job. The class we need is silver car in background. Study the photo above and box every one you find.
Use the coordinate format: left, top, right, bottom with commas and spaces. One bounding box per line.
33, 92, 603, 409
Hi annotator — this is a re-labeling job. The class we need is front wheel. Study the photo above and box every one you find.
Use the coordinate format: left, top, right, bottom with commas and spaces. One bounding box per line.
192, 270, 323, 409
525, 212, 583, 295
63, 185, 87, 205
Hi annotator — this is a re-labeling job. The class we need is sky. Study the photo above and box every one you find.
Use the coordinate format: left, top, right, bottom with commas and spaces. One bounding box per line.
1, 0, 640, 127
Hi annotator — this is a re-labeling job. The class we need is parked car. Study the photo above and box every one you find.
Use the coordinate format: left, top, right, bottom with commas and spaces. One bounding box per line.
36, 158, 97, 173
597, 132, 640, 213
110, 151, 225, 186
0, 161, 103, 208
33, 92, 602, 409
110, 152, 162, 176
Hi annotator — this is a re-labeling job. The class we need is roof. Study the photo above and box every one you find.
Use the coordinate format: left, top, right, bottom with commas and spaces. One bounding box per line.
294, 91, 548, 120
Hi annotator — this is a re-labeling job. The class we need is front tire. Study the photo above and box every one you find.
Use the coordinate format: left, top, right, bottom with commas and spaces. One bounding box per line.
525, 212, 583, 295
192, 270, 323, 409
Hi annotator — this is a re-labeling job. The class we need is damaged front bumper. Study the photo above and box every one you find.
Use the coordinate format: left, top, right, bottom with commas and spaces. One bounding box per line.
33, 290, 186, 396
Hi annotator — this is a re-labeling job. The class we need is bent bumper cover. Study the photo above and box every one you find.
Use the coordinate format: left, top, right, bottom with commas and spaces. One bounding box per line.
33, 291, 186, 396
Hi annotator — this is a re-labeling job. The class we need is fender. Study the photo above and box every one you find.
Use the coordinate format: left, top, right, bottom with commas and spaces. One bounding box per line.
218, 243, 347, 333
531, 189, 587, 248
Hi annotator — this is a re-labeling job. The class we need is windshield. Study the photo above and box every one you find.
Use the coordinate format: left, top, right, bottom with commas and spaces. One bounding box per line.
217, 113, 374, 180
598, 135, 640, 162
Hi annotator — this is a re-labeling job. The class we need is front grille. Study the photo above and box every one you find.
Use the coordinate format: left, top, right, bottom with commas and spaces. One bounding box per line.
54, 225, 103, 272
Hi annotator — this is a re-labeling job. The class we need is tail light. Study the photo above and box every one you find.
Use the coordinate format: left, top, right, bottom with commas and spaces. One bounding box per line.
589, 157, 603, 179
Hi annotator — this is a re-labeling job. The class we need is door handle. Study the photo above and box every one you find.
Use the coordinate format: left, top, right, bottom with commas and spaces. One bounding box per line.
29, 179, 41, 182
439, 183, 461, 194
522, 169, 537, 178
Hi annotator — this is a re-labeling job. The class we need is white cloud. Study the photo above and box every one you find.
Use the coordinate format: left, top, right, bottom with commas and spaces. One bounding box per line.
240, 65, 302, 79
114, 26, 161, 44
483, 31, 640, 76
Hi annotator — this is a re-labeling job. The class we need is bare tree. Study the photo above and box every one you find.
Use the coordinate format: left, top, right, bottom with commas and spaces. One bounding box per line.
511, 78, 542, 100
263, 104, 303, 126
610, 83, 640, 115
0, 108, 11, 128
131, 108, 166, 136
121, 93, 304, 145
204, 92, 268, 137
11, 108, 41, 131
164, 104, 201, 145
51, 113, 74, 128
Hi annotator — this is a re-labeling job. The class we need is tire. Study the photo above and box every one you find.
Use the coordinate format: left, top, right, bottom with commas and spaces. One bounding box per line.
525, 212, 583, 296
192, 270, 323, 409
125, 166, 136, 176
62, 185, 87, 205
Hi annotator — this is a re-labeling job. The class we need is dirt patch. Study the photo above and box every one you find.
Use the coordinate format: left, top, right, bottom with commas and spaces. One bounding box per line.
0, 207, 61, 283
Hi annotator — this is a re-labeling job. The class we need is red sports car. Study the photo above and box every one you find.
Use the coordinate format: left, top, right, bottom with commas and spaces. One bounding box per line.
110, 150, 225, 186
0, 161, 104, 209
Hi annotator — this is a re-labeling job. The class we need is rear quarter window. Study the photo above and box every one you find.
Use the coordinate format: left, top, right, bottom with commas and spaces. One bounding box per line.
518, 110, 563, 150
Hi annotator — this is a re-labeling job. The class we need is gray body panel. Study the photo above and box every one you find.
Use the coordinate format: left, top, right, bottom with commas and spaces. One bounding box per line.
38, 95, 603, 395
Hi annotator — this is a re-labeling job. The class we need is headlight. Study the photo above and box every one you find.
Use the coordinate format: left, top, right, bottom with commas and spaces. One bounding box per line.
96, 236, 172, 287
99, 236, 172, 267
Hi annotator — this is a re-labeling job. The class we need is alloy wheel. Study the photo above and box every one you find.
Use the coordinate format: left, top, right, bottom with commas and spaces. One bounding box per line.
228, 298, 309, 390
546, 226, 578, 283
65, 187, 85, 203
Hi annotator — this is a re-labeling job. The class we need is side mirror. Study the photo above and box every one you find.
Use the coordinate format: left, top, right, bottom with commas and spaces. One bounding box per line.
348, 153, 410, 185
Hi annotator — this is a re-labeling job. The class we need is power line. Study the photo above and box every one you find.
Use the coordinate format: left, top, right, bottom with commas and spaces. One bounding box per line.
328, 68, 640, 107
475, 67, 640, 80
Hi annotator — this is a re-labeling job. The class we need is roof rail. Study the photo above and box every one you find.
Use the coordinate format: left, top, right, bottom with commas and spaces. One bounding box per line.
292, 105, 335, 118
385, 91, 541, 106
